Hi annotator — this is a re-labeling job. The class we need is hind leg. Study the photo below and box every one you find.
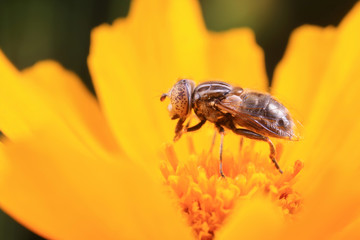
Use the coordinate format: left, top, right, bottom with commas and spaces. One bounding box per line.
215, 125, 226, 178
230, 127, 283, 174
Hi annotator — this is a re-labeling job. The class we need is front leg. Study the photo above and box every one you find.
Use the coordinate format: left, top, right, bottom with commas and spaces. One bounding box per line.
173, 118, 186, 142
185, 119, 206, 132
174, 119, 206, 142
229, 125, 283, 174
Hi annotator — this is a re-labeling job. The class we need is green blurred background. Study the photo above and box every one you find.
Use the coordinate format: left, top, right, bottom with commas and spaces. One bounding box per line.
0, 0, 357, 239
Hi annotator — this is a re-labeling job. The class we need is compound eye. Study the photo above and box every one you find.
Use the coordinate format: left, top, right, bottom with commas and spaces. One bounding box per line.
168, 79, 195, 119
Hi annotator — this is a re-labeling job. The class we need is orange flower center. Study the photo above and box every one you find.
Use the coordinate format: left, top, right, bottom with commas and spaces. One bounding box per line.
160, 136, 303, 240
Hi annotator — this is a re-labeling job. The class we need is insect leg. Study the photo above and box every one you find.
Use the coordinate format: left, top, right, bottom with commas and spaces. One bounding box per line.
216, 125, 226, 178
174, 118, 186, 142
186, 119, 206, 132
230, 127, 283, 174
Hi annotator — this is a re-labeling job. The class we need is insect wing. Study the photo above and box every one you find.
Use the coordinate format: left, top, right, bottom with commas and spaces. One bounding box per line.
215, 96, 297, 140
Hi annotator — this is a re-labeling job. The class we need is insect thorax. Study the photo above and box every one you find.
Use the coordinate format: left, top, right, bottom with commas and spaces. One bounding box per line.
192, 81, 233, 122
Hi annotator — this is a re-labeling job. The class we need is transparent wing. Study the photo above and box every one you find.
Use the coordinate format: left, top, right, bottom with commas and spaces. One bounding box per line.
215, 99, 300, 140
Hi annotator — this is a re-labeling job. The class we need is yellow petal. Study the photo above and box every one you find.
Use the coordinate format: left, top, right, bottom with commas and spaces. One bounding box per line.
332, 216, 360, 240
217, 198, 283, 239
127, 0, 208, 81
273, 2, 360, 166
303, 2, 360, 143
88, 0, 269, 167
272, 25, 336, 125
284, 121, 360, 238
264, 3, 360, 238
283, 2, 360, 165
208, 29, 268, 91
0, 129, 192, 240
0, 50, 58, 140
88, 0, 210, 167
273, 2, 360, 128
0, 51, 118, 160
88, 24, 166, 169
21, 61, 119, 154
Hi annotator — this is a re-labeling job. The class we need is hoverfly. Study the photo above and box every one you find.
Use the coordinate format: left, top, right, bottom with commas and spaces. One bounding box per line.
161, 79, 297, 177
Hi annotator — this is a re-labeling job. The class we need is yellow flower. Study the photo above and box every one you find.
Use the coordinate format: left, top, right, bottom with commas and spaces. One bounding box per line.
1, 0, 360, 239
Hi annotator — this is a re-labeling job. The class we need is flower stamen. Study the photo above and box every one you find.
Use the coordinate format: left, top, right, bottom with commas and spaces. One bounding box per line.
160, 137, 303, 239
